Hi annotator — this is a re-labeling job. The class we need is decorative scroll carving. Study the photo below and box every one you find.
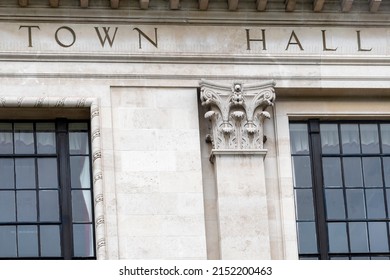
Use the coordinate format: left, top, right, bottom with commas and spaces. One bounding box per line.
200, 80, 275, 150
76, 98, 87, 107
55, 97, 66, 107
34, 97, 46, 107
93, 150, 102, 162
96, 215, 105, 226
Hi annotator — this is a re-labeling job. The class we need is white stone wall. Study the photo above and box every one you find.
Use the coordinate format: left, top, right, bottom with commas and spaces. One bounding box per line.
2, 10, 390, 259
110, 87, 207, 259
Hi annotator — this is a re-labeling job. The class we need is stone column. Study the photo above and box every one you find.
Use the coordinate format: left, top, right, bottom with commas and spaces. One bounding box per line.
199, 80, 275, 259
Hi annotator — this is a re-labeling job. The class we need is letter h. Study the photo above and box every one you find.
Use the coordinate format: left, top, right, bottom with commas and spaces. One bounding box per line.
246, 29, 267, 51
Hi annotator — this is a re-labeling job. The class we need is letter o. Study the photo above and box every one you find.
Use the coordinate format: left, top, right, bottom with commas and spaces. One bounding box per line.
55, 26, 76, 48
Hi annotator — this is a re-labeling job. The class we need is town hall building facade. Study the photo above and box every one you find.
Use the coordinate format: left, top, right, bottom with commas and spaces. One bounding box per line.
0, 0, 390, 260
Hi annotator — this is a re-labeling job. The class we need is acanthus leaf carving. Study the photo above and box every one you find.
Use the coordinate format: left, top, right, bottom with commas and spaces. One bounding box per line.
199, 79, 275, 150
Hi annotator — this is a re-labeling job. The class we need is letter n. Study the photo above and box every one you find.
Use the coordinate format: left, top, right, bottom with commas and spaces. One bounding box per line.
133, 27, 158, 49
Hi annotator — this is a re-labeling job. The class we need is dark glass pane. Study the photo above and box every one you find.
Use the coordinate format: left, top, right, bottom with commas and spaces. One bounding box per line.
72, 190, 92, 223
0, 123, 13, 154
343, 158, 363, 188
289, 124, 309, 154
36, 123, 55, 131
341, 124, 360, 154
325, 189, 346, 219
18, 226, 38, 257
17, 191, 37, 222
297, 222, 318, 254
15, 158, 36, 189
0, 191, 16, 222
362, 157, 382, 187
0, 226, 17, 257
328, 223, 348, 253
292, 156, 312, 188
39, 191, 59, 222
346, 189, 366, 219
366, 189, 386, 219
351, 256, 370, 260
349, 222, 369, 253
14, 123, 34, 154
320, 124, 340, 154
360, 124, 380, 154
40, 225, 61, 257
0, 159, 14, 189
330, 257, 349, 260
69, 132, 89, 155
322, 158, 342, 188
384, 157, 390, 187
37, 158, 59, 189
69, 123, 88, 131
0, 123, 12, 130
295, 189, 315, 220
380, 124, 390, 153
70, 156, 91, 189
73, 224, 94, 257
368, 222, 389, 253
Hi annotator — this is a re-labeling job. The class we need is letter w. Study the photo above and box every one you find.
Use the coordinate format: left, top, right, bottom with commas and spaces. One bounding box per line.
94, 27, 118, 47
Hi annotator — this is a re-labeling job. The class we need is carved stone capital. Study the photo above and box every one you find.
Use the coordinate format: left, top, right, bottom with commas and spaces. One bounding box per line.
200, 79, 275, 150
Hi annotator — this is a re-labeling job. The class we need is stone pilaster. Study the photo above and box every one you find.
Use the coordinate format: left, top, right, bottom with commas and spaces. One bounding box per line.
199, 80, 275, 259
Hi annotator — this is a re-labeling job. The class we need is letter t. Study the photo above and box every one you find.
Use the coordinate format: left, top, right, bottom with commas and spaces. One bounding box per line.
19, 25, 40, 48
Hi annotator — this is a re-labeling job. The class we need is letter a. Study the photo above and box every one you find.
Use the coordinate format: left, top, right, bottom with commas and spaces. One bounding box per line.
285, 30, 304, 51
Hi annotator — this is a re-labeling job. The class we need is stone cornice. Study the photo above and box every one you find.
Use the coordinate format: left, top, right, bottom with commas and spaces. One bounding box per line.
9, 0, 388, 14
200, 79, 275, 151
1, 9, 390, 27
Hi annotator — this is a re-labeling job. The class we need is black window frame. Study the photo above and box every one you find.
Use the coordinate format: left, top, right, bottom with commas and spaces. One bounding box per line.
291, 119, 390, 260
0, 118, 95, 260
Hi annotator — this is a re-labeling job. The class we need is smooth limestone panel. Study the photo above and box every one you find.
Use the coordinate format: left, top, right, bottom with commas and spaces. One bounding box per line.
213, 153, 271, 259
111, 87, 207, 259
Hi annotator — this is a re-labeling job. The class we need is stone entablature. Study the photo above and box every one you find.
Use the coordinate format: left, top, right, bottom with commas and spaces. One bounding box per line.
200, 80, 275, 151
0, 25, 382, 62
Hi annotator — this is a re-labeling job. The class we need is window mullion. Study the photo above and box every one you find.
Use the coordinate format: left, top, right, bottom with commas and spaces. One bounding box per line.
56, 119, 73, 260
308, 119, 329, 260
